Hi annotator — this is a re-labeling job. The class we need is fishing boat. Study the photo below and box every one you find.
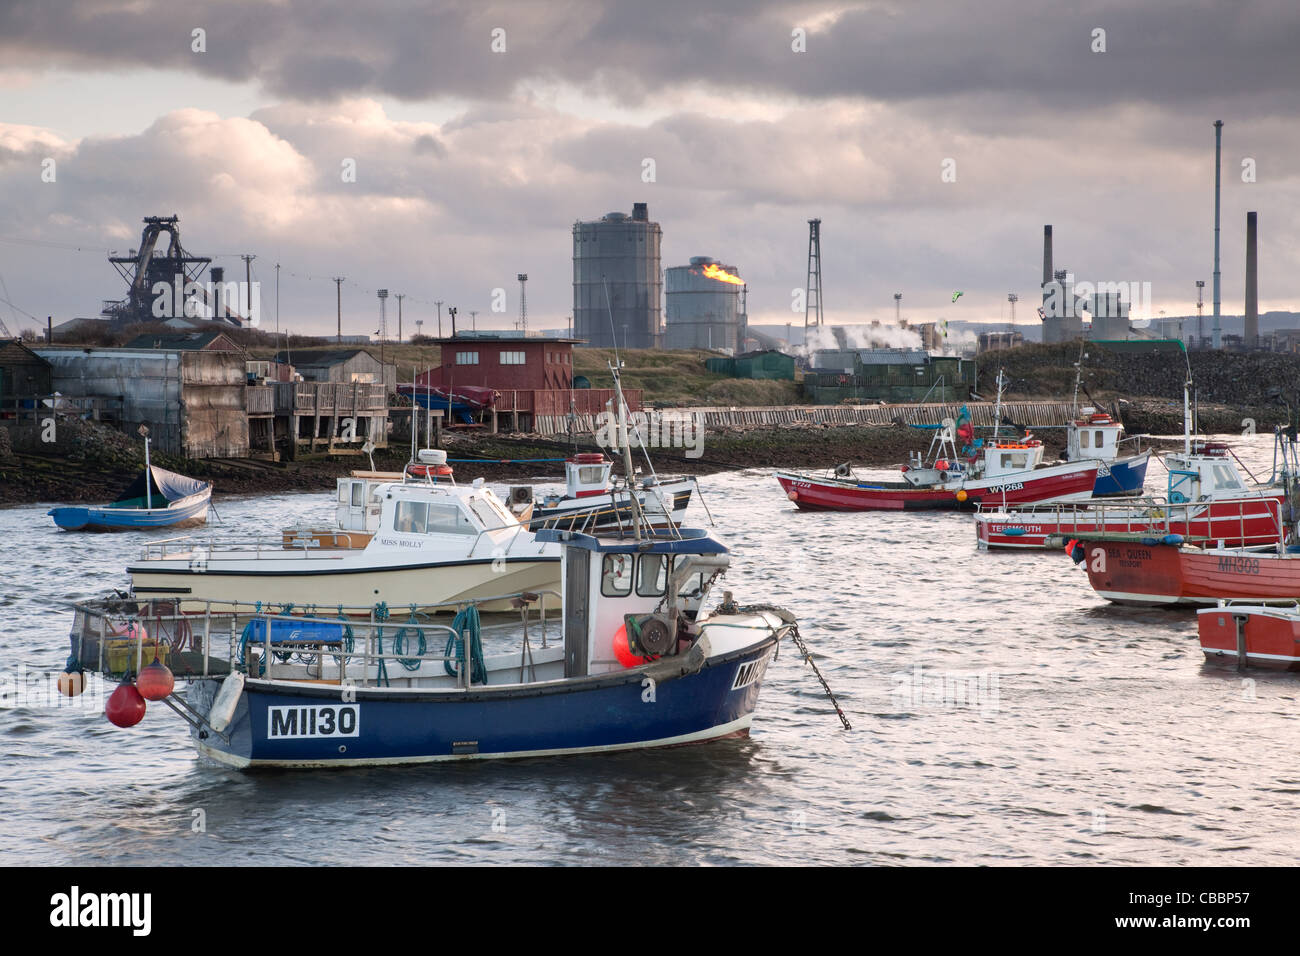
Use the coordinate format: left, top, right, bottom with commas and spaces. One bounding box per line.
1062, 408, 1151, 497
776, 429, 1098, 512
1056, 353, 1149, 497
127, 451, 560, 613
48, 465, 211, 531
776, 371, 1099, 512
525, 452, 694, 531
1197, 603, 1300, 670
976, 441, 1283, 550
62, 363, 846, 768
1064, 535, 1300, 607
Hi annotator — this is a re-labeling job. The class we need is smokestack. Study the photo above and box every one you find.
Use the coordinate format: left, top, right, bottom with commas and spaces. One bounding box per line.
1212, 120, 1223, 348
1042, 225, 1053, 286
1245, 210, 1258, 349
632, 202, 648, 222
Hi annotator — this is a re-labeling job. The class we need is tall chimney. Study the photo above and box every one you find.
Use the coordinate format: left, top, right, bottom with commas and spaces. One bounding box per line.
1245, 210, 1258, 349
1042, 225, 1053, 286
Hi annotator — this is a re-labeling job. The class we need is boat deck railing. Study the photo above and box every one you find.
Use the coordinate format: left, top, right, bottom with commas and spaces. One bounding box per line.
68, 589, 563, 689
978, 492, 1287, 548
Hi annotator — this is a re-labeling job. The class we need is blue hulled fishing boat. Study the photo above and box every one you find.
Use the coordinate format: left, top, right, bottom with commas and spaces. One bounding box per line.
48, 464, 211, 531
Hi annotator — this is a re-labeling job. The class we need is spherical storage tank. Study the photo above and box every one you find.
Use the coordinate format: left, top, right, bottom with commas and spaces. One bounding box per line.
665, 256, 744, 351
572, 203, 662, 349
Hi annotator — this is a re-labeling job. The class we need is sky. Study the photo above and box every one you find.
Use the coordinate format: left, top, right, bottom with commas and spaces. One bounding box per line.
0, 0, 1296, 339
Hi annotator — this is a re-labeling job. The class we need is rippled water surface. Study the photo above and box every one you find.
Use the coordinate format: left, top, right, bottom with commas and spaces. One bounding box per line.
4, 434, 1300, 865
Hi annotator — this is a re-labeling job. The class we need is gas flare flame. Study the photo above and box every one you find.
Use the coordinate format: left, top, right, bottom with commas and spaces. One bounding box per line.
695, 263, 744, 286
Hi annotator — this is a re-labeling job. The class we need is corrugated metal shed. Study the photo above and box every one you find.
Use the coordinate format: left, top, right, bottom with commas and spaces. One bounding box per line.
33, 347, 249, 458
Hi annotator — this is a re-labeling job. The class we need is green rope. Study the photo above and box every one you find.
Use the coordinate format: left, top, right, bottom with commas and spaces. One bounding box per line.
392, 604, 428, 671
444, 605, 486, 685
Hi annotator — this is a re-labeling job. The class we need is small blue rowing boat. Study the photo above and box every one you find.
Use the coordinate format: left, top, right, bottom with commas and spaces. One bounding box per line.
48, 464, 212, 532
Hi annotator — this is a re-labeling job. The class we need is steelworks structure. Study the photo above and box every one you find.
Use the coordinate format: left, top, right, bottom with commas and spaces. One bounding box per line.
665, 257, 747, 351
572, 202, 662, 349
102, 215, 245, 328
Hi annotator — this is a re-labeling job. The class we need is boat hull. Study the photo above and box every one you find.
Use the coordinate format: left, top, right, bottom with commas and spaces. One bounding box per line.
186, 637, 777, 768
976, 493, 1284, 550
1092, 450, 1151, 497
1197, 606, 1300, 670
48, 497, 211, 531
1077, 539, 1300, 607
776, 461, 1098, 512
128, 555, 561, 613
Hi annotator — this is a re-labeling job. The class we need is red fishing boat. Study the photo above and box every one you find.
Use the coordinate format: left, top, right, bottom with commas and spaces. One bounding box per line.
1069, 538, 1300, 607
777, 450, 1098, 511
977, 441, 1284, 550
1197, 604, 1300, 670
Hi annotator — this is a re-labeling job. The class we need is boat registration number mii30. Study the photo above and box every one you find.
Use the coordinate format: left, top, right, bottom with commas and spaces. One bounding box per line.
268, 705, 360, 739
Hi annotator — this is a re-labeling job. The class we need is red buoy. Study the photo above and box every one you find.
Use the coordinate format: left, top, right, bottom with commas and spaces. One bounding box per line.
136, 658, 174, 701
612, 624, 649, 668
106, 682, 146, 728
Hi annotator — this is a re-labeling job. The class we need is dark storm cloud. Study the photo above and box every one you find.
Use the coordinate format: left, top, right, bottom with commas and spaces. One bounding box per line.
1, 0, 1297, 112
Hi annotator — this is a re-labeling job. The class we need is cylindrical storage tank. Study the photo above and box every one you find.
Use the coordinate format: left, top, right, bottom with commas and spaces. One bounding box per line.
572, 207, 662, 349
664, 256, 743, 352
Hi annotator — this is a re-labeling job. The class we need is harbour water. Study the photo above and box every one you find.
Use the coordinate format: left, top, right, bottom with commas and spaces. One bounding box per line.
3, 433, 1299, 866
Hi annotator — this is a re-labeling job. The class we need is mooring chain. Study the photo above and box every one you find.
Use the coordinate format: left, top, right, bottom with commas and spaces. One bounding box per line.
786, 622, 852, 731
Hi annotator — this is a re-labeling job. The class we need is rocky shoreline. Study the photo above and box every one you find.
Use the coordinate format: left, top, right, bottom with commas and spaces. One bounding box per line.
1, 417, 1197, 508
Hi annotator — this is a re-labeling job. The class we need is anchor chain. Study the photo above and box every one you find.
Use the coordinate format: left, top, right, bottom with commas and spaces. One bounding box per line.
786, 623, 852, 731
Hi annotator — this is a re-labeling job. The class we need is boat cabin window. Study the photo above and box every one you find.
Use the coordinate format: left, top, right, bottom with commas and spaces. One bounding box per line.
1095, 430, 1105, 447
424, 502, 477, 535
577, 465, 606, 485
1080, 432, 1090, 449
395, 501, 428, 533
351, 483, 365, 507
394, 500, 477, 535
636, 554, 668, 597
1000, 453, 1028, 469
1211, 463, 1243, 491
601, 554, 633, 596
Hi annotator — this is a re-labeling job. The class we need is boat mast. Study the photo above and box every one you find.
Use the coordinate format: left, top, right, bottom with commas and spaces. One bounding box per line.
993, 369, 1006, 441
610, 360, 643, 542
140, 425, 152, 510
1071, 342, 1084, 417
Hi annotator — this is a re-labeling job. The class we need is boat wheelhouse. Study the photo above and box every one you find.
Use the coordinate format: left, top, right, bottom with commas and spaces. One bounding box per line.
1063, 408, 1151, 497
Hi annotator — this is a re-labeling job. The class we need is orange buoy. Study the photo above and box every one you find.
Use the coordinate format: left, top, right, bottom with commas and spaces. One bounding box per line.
105, 682, 146, 728
136, 658, 175, 701
612, 624, 649, 668
57, 671, 85, 698
787, 490, 799, 501
956, 489, 968, 502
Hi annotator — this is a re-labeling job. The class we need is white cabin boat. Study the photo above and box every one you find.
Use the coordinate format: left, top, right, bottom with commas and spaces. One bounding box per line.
129, 470, 560, 613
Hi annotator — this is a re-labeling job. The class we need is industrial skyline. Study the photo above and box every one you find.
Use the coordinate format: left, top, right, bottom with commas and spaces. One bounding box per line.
0, 1, 1296, 339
